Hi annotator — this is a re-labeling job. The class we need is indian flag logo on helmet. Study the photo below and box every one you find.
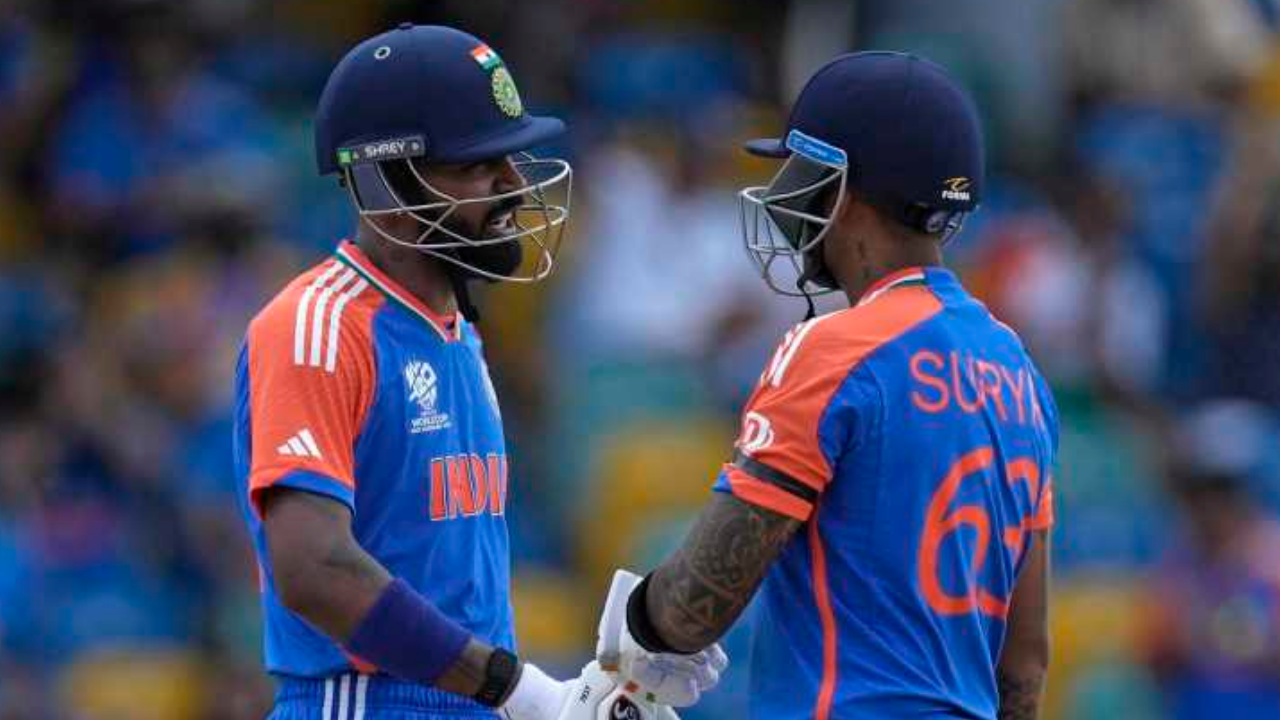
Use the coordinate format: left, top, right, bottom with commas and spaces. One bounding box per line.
470, 44, 501, 70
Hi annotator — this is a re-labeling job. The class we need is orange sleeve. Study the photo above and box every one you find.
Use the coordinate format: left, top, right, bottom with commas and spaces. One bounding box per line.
245, 267, 377, 517
731, 288, 944, 497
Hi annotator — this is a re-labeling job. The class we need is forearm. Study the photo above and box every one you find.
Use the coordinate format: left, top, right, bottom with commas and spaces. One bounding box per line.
996, 663, 1046, 720
263, 489, 503, 699
265, 488, 393, 639
644, 546, 751, 653
288, 542, 503, 698
640, 493, 800, 653
998, 530, 1051, 720
273, 521, 392, 639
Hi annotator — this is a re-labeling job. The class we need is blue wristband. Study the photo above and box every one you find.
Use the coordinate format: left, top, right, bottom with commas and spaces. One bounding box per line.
345, 578, 471, 685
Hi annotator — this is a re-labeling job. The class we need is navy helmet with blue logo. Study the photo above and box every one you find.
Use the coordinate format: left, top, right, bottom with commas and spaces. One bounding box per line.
739, 51, 984, 297
315, 24, 572, 283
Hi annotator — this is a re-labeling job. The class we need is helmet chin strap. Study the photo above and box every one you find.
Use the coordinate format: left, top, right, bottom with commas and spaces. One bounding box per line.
796, 266, 819, 321
792, 228, 837, 322
447, 263, 481, 323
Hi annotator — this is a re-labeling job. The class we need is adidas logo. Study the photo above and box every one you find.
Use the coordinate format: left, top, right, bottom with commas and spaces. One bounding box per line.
277, 428, 323, 459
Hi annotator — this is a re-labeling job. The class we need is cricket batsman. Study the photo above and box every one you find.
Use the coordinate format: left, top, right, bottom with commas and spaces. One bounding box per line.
232, 24, 725, 720
596, 52, 1057, 720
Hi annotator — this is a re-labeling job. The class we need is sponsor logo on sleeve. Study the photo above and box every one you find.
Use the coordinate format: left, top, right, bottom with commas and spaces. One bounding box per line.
740, 411, 775, 455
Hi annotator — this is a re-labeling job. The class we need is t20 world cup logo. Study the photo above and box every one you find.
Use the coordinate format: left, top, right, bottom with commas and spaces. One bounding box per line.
405, 360, 450, 434
405, 360, 438, 411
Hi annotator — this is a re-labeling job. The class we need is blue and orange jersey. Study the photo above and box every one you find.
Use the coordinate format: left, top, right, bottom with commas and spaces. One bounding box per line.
232, 241, 514, 678
713, 267, 1057, 720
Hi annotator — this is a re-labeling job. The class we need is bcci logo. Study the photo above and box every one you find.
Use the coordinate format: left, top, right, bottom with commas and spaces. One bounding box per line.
490, 66, 523, 118
405, 360, 451, 434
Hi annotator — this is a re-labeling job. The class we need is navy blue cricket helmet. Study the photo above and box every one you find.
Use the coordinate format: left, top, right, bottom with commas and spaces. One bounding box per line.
315, 24, 572, 283
739, 51, 984, 297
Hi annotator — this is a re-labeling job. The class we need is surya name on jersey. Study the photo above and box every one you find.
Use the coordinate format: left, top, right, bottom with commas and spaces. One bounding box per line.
908, 349, 1047, 429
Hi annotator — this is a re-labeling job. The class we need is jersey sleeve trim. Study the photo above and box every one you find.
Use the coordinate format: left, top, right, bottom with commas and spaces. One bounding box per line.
733, 450, 820, 502
250, 469, 356, 519
720, 464, 814, 521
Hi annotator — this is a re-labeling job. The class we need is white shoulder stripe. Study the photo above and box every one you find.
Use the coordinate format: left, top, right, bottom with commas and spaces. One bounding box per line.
325, 279, 369, 372
294, 262, 344, 366
309, 269, 358, 368
769, 315, 829, 387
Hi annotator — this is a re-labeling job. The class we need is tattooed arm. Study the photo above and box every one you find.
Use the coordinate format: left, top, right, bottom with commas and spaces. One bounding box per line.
997, 530, 1051, 720
642, 492, 802, 653
261, 488, 496, 697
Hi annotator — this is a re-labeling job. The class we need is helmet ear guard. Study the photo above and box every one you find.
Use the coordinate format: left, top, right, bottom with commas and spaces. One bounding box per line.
871, 197, 968, 245
347, 162, 409, 212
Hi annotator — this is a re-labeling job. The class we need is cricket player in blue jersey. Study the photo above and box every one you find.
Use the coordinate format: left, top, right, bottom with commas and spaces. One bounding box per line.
233, 25, 724, 720
595, 52, 1057, 720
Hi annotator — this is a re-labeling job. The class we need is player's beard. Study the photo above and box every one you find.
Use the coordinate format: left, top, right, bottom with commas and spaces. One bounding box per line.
437, 196, 525, 280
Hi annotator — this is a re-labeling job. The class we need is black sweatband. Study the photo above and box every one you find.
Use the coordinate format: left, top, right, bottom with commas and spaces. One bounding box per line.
733, 450, 819, 503
625, 573, 685, 654
474, 647, 519, 707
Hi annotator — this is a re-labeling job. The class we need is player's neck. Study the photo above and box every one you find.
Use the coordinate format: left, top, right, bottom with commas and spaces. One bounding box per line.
356, 231, 458, 316
837, 248, 941, 306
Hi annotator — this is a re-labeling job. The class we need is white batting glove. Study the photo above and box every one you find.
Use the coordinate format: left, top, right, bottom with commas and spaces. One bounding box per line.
596, 569, 729, 707
500, 660, 680, 720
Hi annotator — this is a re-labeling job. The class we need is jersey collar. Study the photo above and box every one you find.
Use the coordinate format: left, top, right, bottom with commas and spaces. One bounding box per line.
335, 241, 463, 343
856, 266, 929, 307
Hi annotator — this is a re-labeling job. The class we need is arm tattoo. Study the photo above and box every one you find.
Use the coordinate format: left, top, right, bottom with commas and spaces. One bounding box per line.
647, 493, 801, 652
997, 668, 1044, 720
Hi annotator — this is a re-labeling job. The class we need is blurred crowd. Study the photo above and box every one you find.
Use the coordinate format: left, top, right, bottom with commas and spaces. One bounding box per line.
3, 0, 1280, 718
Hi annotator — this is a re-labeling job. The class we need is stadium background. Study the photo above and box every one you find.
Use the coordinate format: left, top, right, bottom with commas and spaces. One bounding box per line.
3, 0, 1280, 717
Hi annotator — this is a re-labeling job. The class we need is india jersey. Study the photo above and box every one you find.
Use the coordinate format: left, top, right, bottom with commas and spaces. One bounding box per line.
232, 241, 514, 680
714, 267, 1057, 720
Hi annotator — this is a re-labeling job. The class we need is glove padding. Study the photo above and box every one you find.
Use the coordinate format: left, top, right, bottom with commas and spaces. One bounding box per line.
501, 661, 679, 720
596, 569, 729, 707
556, 661, 680, 720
